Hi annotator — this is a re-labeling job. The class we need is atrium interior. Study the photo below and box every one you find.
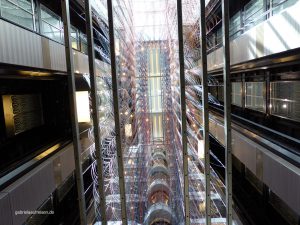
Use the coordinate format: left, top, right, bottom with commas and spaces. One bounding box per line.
0, 0, 300, 225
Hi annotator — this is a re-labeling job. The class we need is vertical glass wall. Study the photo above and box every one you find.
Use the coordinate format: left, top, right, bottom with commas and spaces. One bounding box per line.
0, 0, 34, 30
232, 82, 242, 106
245, 82, 266, 112
270, 81, 300, 122
71, 26, 80, 50
40, 5, 63, 43
244, 0, 265, 30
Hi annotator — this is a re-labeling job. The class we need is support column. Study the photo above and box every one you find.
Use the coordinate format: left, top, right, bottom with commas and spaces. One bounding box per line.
176, 0, 190, 224
242, 73, 246, 110
266, 71, 270, 115
199, 1, 211, 224
84, 0, 107, 224
222, 0, 233, 224
106, 1, 128, 224
61, 0, 87, 224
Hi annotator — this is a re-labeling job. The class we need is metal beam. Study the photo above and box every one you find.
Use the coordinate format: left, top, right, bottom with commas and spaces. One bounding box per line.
106, 0, 128, 224
176, 0, 190, 224
84, 0, 107, 224
199, 1, 211, 224
61, 0, 87, 224
221, 0, 233, 224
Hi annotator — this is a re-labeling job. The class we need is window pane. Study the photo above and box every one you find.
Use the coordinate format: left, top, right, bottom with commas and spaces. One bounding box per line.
245, 82, 265, 112
40, 6, 63, 42
41, 7, 61, 29
272, 0, 298, 15
18, 0, 32, 11
244, 0, 264, 30
270, 81, 300, 122
80, 33, 88, 54
7, 0, 32, 11
41, 21, 62, 42
1, 0, 34, 30
232, 82, 242, 106
71, 26, 79, 50
230, 12, 242, 39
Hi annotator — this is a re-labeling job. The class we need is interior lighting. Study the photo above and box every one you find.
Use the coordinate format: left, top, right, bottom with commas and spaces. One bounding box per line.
198, 140, 204, 159
76, 91, 90, 123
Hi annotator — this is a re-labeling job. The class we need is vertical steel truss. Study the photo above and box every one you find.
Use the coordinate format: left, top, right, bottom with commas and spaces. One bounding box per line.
61, 0, 87, 224
176, 0, 190, 224
199, 0, 211, 224
106, 0, 128, 224
84, 0, 107, 224
222, 0, 233, 224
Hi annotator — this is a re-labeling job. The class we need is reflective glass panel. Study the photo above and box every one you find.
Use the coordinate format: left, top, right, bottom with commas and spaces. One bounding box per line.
270, 81, 300, 122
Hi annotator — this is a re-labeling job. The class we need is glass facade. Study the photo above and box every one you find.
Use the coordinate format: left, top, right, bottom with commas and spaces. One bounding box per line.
0, 1, 94, 54
0, 0, 34, 30
272, 0, 299, 15
80, 33, 88, 54
229, 12, 242, 39
245, 82, 266, 112
244, 0, 265, 30
270, 81, 300, 122
40, 5, 63, 43
232, 82, 242, 106
71, 26, 79, 50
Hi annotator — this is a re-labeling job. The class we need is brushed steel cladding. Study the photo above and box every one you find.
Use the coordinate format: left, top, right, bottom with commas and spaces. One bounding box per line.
74, 51, 89, 74
232, 130, 257, 175
0, 193, 13, 225
5, 162, 55, 225
48, 40, 66, 71
0, 20, 43, 68
52, 144, 75, 187
208, 113, 300, 216
0, 19, 109, 74
263, 152, 300, 215
0, 144, 76, 224
207, 2, 300, 71
59, 144, 75, 183
0, 144, 76, 225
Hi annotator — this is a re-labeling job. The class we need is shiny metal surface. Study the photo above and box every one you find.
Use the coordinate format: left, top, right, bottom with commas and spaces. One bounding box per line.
106, 0, 128, 223
199, 0, 211, 224
176, 0, 191, 224
222, 0, 233, 223
84, 0, 107, 223
61, 0, 87, 224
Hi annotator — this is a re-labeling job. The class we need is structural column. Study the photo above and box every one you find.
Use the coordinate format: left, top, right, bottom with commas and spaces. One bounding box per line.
61, 0, 87, 224
199, 0, 211, 224
222, 0, 233, 224
106, 0, 128, 224
84, 0, 107, 224
176, 0, 190, 224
